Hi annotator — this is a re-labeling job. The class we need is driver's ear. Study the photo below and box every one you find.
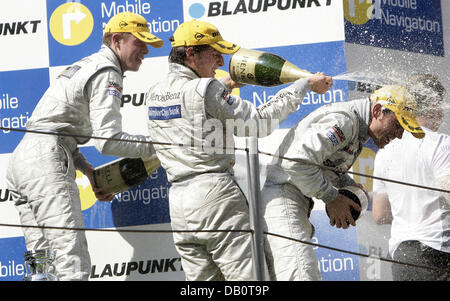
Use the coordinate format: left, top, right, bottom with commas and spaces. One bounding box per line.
186, 47, 195, 58
372, 103, 384, 120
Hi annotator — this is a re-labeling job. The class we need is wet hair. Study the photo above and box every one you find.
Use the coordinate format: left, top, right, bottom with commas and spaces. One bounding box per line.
406, 73, 446, 113
168, 36, 211, 65
381, 107, 393, 115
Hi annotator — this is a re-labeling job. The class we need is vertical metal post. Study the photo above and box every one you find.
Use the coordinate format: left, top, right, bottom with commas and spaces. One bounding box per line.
245, 136, 265, 281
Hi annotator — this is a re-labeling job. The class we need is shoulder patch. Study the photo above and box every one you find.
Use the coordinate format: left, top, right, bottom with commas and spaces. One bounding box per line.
58, 65, 81, 79
106, 81, 122, 99
326, 125, 346, 146
221, 89, 235, 105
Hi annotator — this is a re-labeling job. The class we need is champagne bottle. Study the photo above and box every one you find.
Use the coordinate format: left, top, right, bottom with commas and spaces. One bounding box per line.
93, 155, 161, 195
229, 48, 313, 87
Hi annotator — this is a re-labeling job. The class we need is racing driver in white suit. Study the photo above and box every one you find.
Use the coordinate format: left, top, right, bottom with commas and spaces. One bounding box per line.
145, 19, 333, 281
6, 12, 163, 280
262, 85, 425, 280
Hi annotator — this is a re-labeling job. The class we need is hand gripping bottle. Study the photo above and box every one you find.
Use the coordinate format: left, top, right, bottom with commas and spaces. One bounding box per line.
325, 185, 369, 224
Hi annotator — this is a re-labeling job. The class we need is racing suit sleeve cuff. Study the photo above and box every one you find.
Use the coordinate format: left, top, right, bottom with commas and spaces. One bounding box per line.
320, 187, 339, 204
218, 78, 233, 93
73, 148, 91, 173
338, 174, 357, 188
290, 78, 310, 97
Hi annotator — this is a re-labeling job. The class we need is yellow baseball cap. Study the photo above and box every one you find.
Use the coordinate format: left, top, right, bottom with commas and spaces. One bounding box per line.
370, 85, 424, 139
104, 12, 164, 48
171, 19, 239, 54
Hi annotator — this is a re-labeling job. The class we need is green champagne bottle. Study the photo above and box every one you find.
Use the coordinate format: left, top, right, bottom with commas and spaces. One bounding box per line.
229, 48, 313, 87
93, 155, 161, 195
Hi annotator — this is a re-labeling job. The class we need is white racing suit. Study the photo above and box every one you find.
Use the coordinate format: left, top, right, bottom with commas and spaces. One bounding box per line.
6, 45, 154, 280
146, 63, 311, 280
263, 98, 371, 280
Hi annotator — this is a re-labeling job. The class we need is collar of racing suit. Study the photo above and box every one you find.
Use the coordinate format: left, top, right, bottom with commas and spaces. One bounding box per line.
352, 97, 371, 144
99, 44, 125, 76
168, 62, 202, 79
